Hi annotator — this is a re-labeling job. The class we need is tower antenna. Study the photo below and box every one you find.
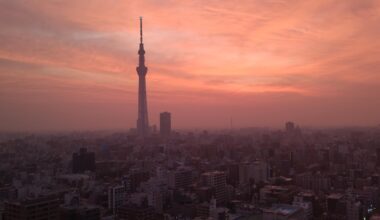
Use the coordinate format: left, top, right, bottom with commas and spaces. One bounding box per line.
140, 16, 143, 43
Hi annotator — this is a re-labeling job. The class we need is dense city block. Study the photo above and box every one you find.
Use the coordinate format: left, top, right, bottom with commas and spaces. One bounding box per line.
1, 124, 380, 219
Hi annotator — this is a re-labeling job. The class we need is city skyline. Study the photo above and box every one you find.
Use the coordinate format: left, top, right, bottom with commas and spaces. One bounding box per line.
1, 1, 380, 131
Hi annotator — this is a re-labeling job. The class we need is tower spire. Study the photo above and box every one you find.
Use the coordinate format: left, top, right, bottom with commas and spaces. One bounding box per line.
136, 16, 149, 138
140, 16, 143, 44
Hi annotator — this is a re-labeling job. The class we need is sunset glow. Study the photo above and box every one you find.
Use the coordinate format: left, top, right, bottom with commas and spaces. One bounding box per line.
1, 0, 380, 131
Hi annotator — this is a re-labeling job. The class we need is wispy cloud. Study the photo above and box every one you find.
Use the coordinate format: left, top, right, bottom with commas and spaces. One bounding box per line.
1, 0, 380, 130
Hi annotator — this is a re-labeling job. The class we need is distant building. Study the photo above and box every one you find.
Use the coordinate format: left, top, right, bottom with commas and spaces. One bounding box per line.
160, 112, 171, 137
202, 171, 227, 205
227, 163, 239, 187
285, 121, 295, 132
295, 172, 331, 192
4, 194, 60, 220
376, 148, 380, 167
108, 185, 126, 215
168, 167, 192, 189
72, 148, 95, 173
124, 170, 150, 193
239, 161, 269, 185
260, 185, 298, 204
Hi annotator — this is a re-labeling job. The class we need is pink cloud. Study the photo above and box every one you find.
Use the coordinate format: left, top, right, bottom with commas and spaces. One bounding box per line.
1, 0, 380, 130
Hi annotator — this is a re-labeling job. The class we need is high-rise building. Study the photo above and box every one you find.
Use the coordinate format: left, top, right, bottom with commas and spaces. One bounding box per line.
160, 112, 171, 137
108, 185, 126, 215
136, 17, 150, 137
202, 171, 227, 205
3, 194, 60, 220
168, 167, 192, 189
72, 148, 95, 173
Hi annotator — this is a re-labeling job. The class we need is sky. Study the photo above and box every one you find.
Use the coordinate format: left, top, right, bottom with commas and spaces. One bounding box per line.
1, 0, 380, 131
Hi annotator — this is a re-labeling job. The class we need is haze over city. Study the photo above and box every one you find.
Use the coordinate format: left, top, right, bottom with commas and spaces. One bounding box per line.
3, 1, 380, 220
1, 0, 380, 131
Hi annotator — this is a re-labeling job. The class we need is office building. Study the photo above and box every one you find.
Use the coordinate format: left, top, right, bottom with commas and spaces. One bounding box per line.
202, 171, 227, 205
3, 194, 60, 220
108, 185, 126, 215
72, 148, 95, 173
160, 112, 171, 137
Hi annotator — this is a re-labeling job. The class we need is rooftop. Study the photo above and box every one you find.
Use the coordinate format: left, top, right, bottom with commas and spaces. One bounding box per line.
264, 204, 301, 216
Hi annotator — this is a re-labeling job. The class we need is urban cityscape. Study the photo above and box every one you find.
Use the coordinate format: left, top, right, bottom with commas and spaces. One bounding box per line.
1, 1, 380, 220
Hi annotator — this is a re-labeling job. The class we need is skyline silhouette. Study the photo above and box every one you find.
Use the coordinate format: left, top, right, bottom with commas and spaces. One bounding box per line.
0, 1, 380, 131
2, 2, 380, 220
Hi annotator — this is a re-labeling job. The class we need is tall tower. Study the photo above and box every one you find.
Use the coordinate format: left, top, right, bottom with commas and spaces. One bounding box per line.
136, 17, 149, 137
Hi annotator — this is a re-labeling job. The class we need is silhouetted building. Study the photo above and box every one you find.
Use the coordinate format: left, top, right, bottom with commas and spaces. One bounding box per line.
160, 112, 171, 137
327, 193, 346, 218
125, 171, 150, 193
136, 17, 150, 137
320, 148, 330, 170
168, 167, 192, 189
285, 121, 295, 132
227, 164, 239, 187
108, 185, 126, 215
4, 195, 60, 220
72, 148, 95, 173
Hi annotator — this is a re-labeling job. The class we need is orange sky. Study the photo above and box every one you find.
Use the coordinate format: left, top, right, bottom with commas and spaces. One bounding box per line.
1, 0, 380, 131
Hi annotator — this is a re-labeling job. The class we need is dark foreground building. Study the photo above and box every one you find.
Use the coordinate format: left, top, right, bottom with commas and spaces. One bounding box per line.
3, 195, 60, 220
